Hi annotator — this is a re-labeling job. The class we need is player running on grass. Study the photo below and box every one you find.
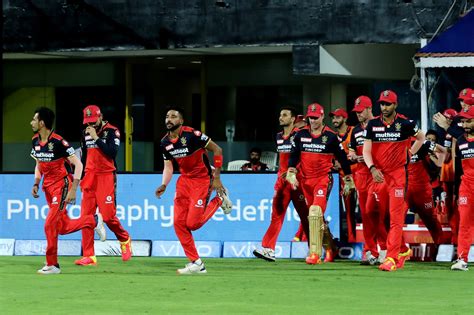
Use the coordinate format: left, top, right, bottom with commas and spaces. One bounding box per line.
452, 105, 474, 271
253, 107, 309, 262
155, 106, 233, 275
287, 103, 354, 265
363, 90, 425, 272
75, 105, 132, 266
30, 107, 106, 275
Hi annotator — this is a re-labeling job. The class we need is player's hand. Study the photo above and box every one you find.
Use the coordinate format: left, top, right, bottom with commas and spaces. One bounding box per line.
155, 184, 167, 198
286, 168, 299, 190
32, 185, 40, 198
64, 189, 77, 205
370, 167, 384, 183
356, 155, 365, 163
347, 151, 357, 162
343, 175, 355, 196
433, 113, 449, 130
85, 126, 98, 140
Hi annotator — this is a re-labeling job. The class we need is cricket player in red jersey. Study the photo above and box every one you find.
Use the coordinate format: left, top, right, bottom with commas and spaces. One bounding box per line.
287, 103, 355, 264
75, 105, 132, 266
407, 137, 445, 245
30, 107, 106, 274
253, 107, 309, 262
330, 108, 357, 242
155, 106, 233, 275
363, 90, 425, 272
451, 105, 474, 271
348, 96, 388, 265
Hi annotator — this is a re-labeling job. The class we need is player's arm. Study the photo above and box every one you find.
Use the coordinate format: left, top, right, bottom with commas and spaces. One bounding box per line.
363, 139, 384, 183
156, 160, 173, 198
205, 140, 224, 190
286, 132, 301, 188
87, 126, 119, 159
32, 161, 41, 198
409, 130, 425, 155
430, 143, 447, 167
65, 154, 83, 204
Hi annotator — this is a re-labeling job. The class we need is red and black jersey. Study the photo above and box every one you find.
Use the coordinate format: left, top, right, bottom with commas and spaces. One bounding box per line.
289, 125, 351, 179
276, 128, 298, 175
161, 126, 212, 178
408, 140, 436, 186
364, 114, 419, 172
81, 121, 120, 174
31, 132, 75, 188
456, 135, 474, 179
349, 123, 368, 174
241, 162, 269, 172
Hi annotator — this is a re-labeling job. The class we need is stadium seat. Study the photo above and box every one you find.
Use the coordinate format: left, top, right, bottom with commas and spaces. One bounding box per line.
260, 151, 278, 168
227, 160, 249, 171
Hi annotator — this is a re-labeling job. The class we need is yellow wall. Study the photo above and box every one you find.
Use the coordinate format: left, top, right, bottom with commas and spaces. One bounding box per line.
3, 87, 55, 143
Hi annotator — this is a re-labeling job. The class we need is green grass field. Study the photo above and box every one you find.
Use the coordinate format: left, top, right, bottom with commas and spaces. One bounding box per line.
1, 257, 473, 314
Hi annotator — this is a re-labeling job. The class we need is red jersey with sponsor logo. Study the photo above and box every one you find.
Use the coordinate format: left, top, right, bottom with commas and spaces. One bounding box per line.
81, 122, 120, 173
289, 125, 351, 179
364, 114, 419, 172
276, 128, 298, 176
349, 123, 369, 174
161, 126, 212, 178
456, 135, 474, 180
408, 140, 436, 186
31, 132, 75, 188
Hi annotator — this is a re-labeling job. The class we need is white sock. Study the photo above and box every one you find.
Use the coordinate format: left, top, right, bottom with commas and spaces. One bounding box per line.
194, 258, 202, 265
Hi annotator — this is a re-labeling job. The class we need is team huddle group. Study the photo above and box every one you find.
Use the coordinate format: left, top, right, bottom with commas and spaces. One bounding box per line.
30, 88, 474, 275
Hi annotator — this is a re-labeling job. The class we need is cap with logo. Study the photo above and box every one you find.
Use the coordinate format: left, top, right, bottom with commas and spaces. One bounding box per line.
83, 105, 102, 125
352, 96, 373, 112
458, 88, 474, 105
442, 109, 458, 120
377, 90, 398, 104
458, 106, 474, 119
306, 103, 324, 118
329, 108, 348, 118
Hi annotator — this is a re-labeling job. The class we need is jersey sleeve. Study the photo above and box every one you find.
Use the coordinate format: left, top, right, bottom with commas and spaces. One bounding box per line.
364, 120, 374, 141
404, 120, 420, 137
288, 131, 301, 168
348, 128, 357, 151
58, 138, 76, 158
332, 138, 352, 175
191, 129, 211, 149
95, 128, 120, 159
161, 143, 173, 161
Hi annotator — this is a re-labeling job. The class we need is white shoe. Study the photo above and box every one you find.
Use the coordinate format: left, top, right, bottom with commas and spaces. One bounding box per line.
177, 261, 207, 275
253, 247, 276, 262
218, 188, 233, 214
37, 265, 61, 275
94, 213, 107, 242
451, 259, 469, 271
360, 251, 378, 266
378, 250, 387, 264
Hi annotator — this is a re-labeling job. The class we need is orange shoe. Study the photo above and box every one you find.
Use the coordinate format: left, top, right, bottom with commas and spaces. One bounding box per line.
323, 249, 336, 263
305, 253, 322, 265
396, 248, 412, 269
120, 238, 132, 261
379, 257, 397, 272
74, 256, 97, 266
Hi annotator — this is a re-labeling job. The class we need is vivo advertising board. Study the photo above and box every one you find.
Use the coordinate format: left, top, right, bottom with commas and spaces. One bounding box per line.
0, 174, 340, 242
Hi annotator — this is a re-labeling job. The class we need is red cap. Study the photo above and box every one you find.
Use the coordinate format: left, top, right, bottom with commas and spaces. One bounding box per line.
377, 90, 398, 104
295, 114, 305, 123
458, 88, 474, 105
83, 105, 102, 124
306, 103, 324, 118
442, 109, 458, 119
458, 106, 474, 119
329, 108, 348, 118
352, 96, 373, 112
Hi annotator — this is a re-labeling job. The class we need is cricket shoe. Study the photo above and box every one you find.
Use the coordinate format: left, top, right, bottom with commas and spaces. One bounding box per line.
378, 250, 387, 264
396, 248, 412, 269
451, 259, 469, 271
360, 251, 379, 266
218, 188, 233, 214
323, 249, 336, 263
94, 213, 107, 242
74, 256, 97, 266
120, 238, 132, 261
37, 264, 61, 275
305, 253, 322, 265
379, 257, 397, 272
253, 247, 276, 262
177, 261, 207, 275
